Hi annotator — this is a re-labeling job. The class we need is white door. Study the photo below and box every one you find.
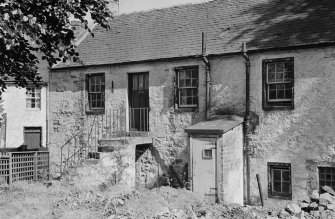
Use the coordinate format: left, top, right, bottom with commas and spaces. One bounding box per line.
192, 137, 217, 202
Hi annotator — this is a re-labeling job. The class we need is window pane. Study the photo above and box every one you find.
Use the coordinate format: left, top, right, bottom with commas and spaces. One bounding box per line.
133, 75, 138, 90
139, 74, 144, 90
326, 174, 331, 180
276, 63, 284, 72
282, 170, 290, 181
192, 70, 198, 78
282, 182, 290, 193
269, 90, 276, 100
179, 79, 185, 88
284, 62, 293, 72
273, 169, 281, 181
268, 72, 275, 82
144, 74, 149, 89
185, 79, 191, 87
273, 181, 281, 192
179, 71, 186, 79
284, 72, 292, 82
193, 96, 198, 105
187, 97, 193, 105
277, 84, 284, 89
204, 149, 212, 158
31, 99, 35, 108
277, 90, 284, 99
95, 76, 101, 85
180, 97, 187, 105
268, 63, 275, 73
180, 89, 187, 96
186, 69, 192, 79
276, 73, 283, 82
285, 89, 292, 99
36, 100, 41, 108
192, 79, 197, 87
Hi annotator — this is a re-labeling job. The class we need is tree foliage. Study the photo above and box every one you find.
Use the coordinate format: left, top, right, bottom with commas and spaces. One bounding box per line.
0, 0, 113, 91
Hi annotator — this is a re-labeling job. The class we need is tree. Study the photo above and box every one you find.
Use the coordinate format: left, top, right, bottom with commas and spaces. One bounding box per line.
0, 0, 114, 92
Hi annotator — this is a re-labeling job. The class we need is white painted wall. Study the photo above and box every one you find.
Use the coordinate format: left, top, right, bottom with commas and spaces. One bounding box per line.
1, 85, 47, 148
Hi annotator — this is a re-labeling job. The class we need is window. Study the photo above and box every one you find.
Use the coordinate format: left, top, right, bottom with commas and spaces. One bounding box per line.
319, 167, 335, 190
263, 58, 294, 110
176, 66, 198, 108
203, 149, 213, 159
26, 87, 41, 109
268, 162, 291, 199
87, 73, 105, 110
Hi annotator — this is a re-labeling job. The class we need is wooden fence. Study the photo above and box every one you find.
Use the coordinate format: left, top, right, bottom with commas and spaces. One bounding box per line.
0, 151, 49, 185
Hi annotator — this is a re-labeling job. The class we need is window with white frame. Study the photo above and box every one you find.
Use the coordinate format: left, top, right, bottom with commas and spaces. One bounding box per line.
26, 87, 41, 109
263, 58, 294, 110
176, 66, 198, 108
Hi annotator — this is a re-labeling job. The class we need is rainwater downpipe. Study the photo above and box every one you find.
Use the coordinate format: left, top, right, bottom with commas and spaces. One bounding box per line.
201, 32, 211, 120
242, 42, 251, 205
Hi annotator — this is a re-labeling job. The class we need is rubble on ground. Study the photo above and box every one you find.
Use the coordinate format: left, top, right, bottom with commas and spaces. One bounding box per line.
272, 185, 335, 219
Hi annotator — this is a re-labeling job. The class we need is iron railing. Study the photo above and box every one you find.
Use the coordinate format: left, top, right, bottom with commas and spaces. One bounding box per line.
60, 107, 150, 172
60, 115, 98, 171
0, 151, 49, 185
129, 107, 150, 132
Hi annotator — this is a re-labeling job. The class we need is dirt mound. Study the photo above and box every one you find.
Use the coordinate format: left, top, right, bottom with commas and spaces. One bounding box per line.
112, 186, 267, 219
1, 180, 267, 219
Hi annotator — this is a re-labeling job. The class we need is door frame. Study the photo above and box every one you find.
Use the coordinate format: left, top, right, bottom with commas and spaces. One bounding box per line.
127, 72, 150, 131
189, 134, 220, 202
23, 126, 42, 149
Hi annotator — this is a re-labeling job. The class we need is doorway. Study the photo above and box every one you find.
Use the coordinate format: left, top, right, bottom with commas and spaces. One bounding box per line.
128, 72, 149, 131
24, 127, 42, 149
191, 137, 218, 203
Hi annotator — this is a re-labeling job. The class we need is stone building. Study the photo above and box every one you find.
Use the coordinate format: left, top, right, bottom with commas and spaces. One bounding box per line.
49, 0, 335, 208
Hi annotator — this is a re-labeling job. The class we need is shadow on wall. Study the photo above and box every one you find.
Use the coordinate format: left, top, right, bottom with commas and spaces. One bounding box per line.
135, 143, 190, 190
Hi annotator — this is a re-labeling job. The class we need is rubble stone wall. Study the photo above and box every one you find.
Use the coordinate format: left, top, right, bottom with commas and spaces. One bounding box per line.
50, 46, 335, 207
246, 47, 335, 208
220, 124, 244, 205
206, 46, 335, 207
49, 59, 207, 176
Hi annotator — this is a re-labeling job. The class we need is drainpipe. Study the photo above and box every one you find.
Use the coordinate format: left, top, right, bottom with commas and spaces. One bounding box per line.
201, 32, 211, 120
242, 42, 251, 205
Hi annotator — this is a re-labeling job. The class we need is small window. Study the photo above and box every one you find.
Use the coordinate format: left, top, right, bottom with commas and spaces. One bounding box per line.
176, 66, 198, 108
203, 149, 213, 159
268, 162, 291, 199
26, 87, 41, 109
319, 167, 335, 190
263, 58, 294, 110
87, 73, 105, 111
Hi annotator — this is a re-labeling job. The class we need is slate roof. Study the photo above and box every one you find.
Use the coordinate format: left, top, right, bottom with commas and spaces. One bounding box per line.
185, 115, 244, 135
55, 0, 335, 69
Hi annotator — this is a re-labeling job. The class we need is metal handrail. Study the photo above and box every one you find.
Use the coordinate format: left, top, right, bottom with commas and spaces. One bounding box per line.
63, 116, 97, 163
60, 116, 97, 172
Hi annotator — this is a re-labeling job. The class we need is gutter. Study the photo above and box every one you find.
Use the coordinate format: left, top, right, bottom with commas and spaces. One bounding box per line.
242, 42, 251, 205
201, 32, 211, 120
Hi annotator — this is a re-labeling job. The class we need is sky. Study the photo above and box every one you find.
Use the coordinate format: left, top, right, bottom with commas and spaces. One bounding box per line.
116, 0, 210, 13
